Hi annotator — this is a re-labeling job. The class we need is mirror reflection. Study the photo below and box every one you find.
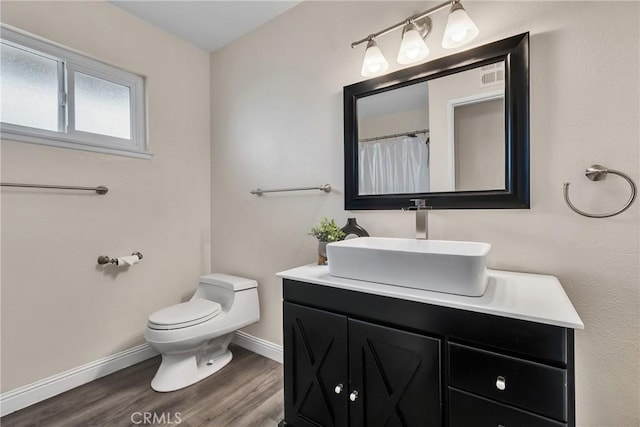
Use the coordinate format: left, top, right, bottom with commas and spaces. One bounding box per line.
357, 61, 505, 195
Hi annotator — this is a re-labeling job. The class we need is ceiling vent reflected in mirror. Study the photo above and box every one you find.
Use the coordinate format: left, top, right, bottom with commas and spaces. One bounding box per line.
480, 62, 505, 87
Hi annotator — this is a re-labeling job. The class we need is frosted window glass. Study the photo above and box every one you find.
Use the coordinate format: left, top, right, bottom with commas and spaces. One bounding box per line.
74, 72, 131, 139
0, 43, 59, 131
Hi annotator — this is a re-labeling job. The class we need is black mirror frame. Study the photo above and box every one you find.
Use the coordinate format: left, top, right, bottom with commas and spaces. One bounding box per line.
344, 32, 529, 210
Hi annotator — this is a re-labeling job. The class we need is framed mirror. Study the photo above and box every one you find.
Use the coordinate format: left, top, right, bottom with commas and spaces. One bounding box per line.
344, 33, 529, 210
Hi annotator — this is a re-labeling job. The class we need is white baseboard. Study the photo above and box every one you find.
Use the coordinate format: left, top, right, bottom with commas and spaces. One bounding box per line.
0, 331, 282, 418
232, 331, 283, 364
0, 343, 158, 417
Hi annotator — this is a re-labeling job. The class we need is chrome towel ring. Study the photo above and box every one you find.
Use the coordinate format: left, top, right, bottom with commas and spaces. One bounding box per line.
563, 165, 637, 218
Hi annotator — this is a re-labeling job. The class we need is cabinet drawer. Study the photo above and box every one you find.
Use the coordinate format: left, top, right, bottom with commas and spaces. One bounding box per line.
449, 388, 567, 427
449, 343, 567, 421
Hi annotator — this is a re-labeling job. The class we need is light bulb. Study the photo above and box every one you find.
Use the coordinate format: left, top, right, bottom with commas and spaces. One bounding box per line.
442, 2, 479, 49
397, 25, 429, 65
361, 38, 389, 77
450, 29, 467, 43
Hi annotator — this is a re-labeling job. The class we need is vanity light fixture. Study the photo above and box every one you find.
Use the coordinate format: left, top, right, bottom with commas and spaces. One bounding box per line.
361, 37, 389, 77
441, 1, 479, 48
352, 0, 479, 77
397, 19, 431, 65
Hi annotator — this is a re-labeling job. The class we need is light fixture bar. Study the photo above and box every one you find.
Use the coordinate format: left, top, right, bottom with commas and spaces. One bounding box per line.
351, 0, 452, 49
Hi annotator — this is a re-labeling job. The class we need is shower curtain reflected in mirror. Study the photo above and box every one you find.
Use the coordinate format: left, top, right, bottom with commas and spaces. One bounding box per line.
358, 135, 429, 195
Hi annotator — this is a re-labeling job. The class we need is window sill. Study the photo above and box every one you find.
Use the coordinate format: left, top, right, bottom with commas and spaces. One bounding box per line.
1, 129, 153, 160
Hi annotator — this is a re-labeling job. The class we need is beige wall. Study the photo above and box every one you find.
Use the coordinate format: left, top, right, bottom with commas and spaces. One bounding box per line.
211, 2, 639, 426
454, 98, 504, 191
429, 64, 505, 191
1, 2, 211, 392
359, 108, 428, 140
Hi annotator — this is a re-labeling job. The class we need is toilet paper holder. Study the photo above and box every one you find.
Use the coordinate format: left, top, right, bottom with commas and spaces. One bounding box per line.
97, 251, 143, 265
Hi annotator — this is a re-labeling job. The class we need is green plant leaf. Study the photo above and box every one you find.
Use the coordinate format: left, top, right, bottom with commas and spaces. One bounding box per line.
309, 217, 346, 242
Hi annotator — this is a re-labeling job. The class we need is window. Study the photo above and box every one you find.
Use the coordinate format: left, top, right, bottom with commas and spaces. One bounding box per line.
0, 27, 149, 158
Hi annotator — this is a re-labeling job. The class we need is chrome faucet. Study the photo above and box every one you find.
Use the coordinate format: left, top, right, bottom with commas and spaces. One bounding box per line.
404, 199, 431, 239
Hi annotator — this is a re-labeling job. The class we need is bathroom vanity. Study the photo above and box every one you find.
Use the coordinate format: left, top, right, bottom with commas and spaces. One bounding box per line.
277, 265, 583, 427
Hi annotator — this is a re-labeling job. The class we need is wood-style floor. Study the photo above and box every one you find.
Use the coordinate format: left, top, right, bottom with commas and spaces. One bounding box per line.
1, 345, 284, 427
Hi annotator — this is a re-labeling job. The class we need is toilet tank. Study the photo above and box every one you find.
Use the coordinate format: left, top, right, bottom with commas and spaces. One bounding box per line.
193, 273, 258, 310
199, 273, 258, 291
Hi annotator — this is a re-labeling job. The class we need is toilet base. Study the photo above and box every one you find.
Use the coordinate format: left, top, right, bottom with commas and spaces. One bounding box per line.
150, 349, 233, 392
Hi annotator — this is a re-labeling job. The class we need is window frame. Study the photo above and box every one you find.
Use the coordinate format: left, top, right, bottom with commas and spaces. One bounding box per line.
0, 26, 150, 159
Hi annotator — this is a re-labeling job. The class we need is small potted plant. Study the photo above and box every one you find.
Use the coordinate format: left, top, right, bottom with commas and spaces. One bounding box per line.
309, 217, 345, 264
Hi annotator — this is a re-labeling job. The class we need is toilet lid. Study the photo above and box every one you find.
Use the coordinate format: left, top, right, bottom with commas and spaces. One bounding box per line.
148, 298, 222, 330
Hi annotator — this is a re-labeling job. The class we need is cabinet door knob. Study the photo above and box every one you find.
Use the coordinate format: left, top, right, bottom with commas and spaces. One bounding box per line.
334, 383, 343, 394
496, 376, 506, 391
349, 390, 359, 402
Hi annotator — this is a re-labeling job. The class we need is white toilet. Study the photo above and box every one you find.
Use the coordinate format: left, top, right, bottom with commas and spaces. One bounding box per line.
144, 273, 260, 392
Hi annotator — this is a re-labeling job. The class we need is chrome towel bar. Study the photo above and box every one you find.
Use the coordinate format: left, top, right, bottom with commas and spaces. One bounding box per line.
564, 165, 637, 218
250, 184, 331, 196
1, 182, 108, 195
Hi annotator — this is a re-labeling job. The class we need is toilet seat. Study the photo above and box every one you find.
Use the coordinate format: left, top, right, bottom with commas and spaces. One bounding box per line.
148, 298, 222, 330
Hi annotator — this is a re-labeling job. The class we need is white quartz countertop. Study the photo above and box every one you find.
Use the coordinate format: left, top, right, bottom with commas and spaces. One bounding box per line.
277, 264, 584, 330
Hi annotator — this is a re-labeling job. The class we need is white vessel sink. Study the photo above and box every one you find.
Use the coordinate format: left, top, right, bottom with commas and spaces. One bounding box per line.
326, 237, 491, 297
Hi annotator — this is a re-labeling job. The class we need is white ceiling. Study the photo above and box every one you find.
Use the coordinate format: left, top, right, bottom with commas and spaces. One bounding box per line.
110, 1, 301, 52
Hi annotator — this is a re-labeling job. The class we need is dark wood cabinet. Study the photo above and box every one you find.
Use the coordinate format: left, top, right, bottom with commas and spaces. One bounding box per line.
449, 343, 568, 421
283, 302, 441, 427
448, 389, 567, 427
283, 302, 348, 427
281, 279, 576, 427
348, 319, 441, 427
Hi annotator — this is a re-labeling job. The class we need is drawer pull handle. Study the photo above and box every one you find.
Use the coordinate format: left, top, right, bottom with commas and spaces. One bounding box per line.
496, 376, 506, 391
334, 383, 343, 394
350, 390, 359, 402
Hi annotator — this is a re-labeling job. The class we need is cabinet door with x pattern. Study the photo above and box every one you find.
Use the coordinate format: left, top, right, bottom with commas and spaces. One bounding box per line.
348, 319, 442, 427
283, 302, 349, 427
